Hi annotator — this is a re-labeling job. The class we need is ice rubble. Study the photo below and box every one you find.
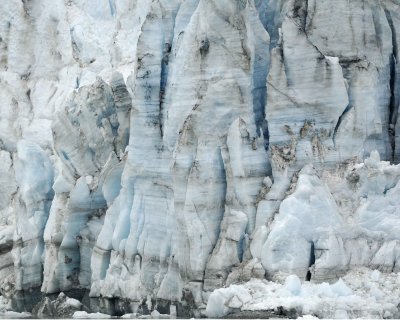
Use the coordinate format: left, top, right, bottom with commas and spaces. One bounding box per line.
206, 268, 400, 319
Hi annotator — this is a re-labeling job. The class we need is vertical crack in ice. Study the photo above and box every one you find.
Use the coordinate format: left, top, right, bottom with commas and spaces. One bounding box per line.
292, 0, 308, 32
208, 147, 228, 261
216, 146, 228, 249
159, 42, 171, 138
306, 241, 315, 281
158, 4, 180, 140
248, 34, 270, 150
108, 0, 116, 17
303, 0, 309, 31
332, 103, 353, 148
384, 9, 399, 162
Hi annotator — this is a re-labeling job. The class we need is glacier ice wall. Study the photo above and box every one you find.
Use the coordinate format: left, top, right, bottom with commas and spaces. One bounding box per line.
0, 0, 400, 314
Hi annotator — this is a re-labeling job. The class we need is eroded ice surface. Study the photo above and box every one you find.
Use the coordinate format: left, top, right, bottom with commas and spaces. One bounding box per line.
0, 0, 400, 317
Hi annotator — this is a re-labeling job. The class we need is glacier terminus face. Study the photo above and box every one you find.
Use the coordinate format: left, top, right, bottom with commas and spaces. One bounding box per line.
0, 0, 400, 318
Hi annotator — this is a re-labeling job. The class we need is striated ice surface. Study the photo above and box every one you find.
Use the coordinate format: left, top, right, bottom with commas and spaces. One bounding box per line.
206, 268, 400, 319
0, 0, 399, 317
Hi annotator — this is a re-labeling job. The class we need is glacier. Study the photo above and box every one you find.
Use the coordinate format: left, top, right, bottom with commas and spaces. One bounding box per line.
206, 268, 400, 319
0, 0, 400, 318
